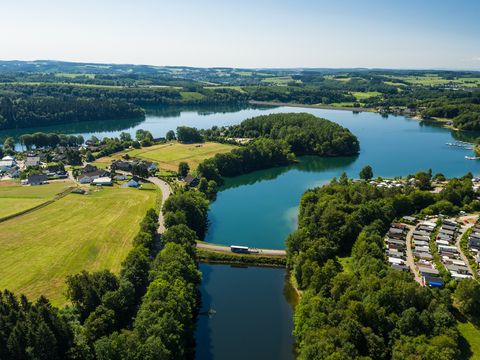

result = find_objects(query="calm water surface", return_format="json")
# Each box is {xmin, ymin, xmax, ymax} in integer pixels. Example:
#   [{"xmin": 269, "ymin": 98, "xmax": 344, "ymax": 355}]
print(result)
[
  {"xmin": 205, "ymin": 109, "xmax": 480, "ymax": 249},
  {"xmin": 195, "ymin": 264, "xmax": 296, "ymax": 360}
]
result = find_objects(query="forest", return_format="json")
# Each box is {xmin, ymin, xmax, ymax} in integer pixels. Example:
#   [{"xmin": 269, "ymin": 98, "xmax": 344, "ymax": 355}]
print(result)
[{"xmin": 287, "ymin": 173, "xmax": 479, "ymax": 359}]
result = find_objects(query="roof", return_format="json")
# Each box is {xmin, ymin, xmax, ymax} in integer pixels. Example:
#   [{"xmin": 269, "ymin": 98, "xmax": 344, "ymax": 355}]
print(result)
[
  {"xmin": 424, "ymin": 275, "xmax": 444, "ymax": 287},
  {"xmin": 92, "ymin": 177, "xmax": 112, "ymax": 184},
  {"xmin": 28, "ymin": 174, "xmax": 48, "ymax": 183},
  {"xmin": 184, "ymin": 175, "xmax": 199, "ymax": 185},
  {"xmin": 25, "ymin": 156, "xmax": 41, "ymax": 167},
  {"xmin": 127, "ymin": 179, "xmax": 141, "ymax": 187},
  {"xmin": 78, "ymin": 169, "xmax": 108, "ymax": 180},
  {"xmin": 1, "ymin": 156, "xmax": 14, "ymax": 161}
]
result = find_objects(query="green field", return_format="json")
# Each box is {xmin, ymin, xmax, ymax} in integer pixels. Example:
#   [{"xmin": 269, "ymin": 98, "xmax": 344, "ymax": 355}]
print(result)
[
  {"xmin": 458, "ymin": 320, "xmax": 480, "ymax": 359},
  {"xmin": 204, "ymin": 85, "xmax": 246, "ymax": 92},
  {"xmin": 180, "ymin": 91, "xmax": 206, "ymax": 100},
  {"xmin": 0, "ymin": 181, "xmax": 74, "ymax": 219},
  {"xmin": 261, "ymin": 76, "xmax": 299, "ymax": 85},
  {"xmin": 127, "ymin": 141, "xmax": 237, "ymax": 171},
  {"xmin": 351, "ymin": 91, "xmax": 382, "ymax": 101},
  {"xmin": 0, "ymin": 186, "xmax": 158, "ymax": 305}
]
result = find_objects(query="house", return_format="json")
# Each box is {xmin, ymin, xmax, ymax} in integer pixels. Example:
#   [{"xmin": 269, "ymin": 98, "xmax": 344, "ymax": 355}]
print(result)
[
  {"xmin": 27, "ymin": 174, "xmax": 48, "ymax": 186},
  {"xmin": 82, "ymin": 164, "xmax": 98, "ymax": 174},
  {"xmin": 92, "ymin": 177, "xmax": 113, "ymax": 186},
  {"xmin": 423, "ymin": 275, "xmax": 444, "ymax": 288},
  {"xmin": 184, "ymin": 175, "xmax": 199, "ymax": 187},
  {"xmin": 126, "ymin": 179, "xmax": 141, "ymax": 188},
  {"xmin": 6, "ymin": 167, "xmax": 20, "ymax": 178},
  {"xmin": 112, "ymin": 160, "xmax": 133, "ymax": 172},
  {"xmin": 144, "ymin": 161, "xmax": 157, "ymax": 172},
  {"xmin": 0, "ymin": 156, "xmax": 16, "ymax": 171},
  {"xmin": 468, "ymin": 237, "xmax": 480, "ymax": 250},
  {"xmin": 25, "ymin": 156, "xmax": 41, "ymax": 167},
  {"xmin": 78, "ymin": 169, "xmax": 109, "ymax": 184}
]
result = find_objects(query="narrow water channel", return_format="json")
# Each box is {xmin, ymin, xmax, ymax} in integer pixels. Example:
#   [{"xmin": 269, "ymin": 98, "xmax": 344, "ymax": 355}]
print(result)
[{"xmin": 195, "ymin": 264, "xmax": 296, "ymax": 360}]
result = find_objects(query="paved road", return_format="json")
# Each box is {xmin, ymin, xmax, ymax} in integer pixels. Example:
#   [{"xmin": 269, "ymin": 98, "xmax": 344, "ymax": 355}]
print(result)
[
  {"xmin": 405, "ymin": 224, "xmax": 423, "ymax": 285},
  {"xmin": 147, "ymin": 176, "xmax": 172, "ymax": 234},
  {"xmin": 196, "ymin": 242, "xmax": 286, "ymax": 256},
  {"xmin": 455, "ymin": 215, "xmax": 478, "ymax": 276}
]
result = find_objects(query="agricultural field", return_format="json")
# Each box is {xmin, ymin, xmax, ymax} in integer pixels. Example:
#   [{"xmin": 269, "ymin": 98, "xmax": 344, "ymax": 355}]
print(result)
[
  {"xmin": 204, "ymin": 85, "xmax": 246, "ymax": 92},
  {"xmin": 0, "ymin": 180, "xmax": 74, "ymax": 219},
  {"xmin": 180, "ymin": 91, "xmax": 206, "ymax": 100},
  {"xmin": 351, "ymin": 91, "xmax": 382, "ymax": 101},
  {"xmin": 261, "ymin": 76, "xmax": 299, "ymax": 85},
  {"xmin": 0, "ymin": 186, "xmax": 158, "ymax": 305},
  {"xmin": 387, "ymin": 74, "xmax": 480, "ymax": 87},
  {"xmin": 127, "ymin": 141, "xmax": 237, "ymax": 171}
]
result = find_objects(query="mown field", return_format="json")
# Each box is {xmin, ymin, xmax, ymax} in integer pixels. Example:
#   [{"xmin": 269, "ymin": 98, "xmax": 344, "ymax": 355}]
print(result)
[
  {"xmin": 0, "ymin": 180, "xmax": 74, "ymax": 219},
  {"xmin": 127, "ymin": 141, "xmax": 237, "ymax": 171},
  {"xmin": 0, "ymin": 186, "xmax": 158, "ymax": 305}
]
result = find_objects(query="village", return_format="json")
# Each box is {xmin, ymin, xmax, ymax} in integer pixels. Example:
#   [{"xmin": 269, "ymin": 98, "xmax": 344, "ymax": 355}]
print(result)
[{"xmin": 385, "ymin": 213, "xmax": 480, "ymax": 288}]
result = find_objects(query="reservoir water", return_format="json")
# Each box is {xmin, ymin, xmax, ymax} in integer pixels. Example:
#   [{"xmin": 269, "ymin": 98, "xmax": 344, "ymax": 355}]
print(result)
[{"xmin": 195, "ymin": 264, "xmax": 296, "ymax": 360}]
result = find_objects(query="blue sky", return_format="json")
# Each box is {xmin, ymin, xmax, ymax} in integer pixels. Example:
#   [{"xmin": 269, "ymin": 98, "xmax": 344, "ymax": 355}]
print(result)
[{"xmin": 1, "ymin": 0, "xmax": 479, "ymax": 69}]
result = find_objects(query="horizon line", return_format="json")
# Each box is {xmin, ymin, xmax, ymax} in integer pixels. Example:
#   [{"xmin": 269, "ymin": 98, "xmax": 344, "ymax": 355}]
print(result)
[{"xmin": 1, "ymin": 58, "xmax": 480, "ymax": 72}]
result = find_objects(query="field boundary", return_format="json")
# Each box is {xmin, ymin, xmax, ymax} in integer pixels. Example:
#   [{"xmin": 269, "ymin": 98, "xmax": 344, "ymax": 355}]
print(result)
[{"xmin": 0, "ymin": 186, "xmax": 76, "ymax": 223}]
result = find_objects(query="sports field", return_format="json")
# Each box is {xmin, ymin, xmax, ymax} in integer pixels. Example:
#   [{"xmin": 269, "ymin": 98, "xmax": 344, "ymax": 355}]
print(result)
[
  {"xmin": 127, "ymin": 141, "xmax": 237, "ymax": 171},
  {"xmin": 0, "ymin": 180, "xmax": 74, "ymax": 219},
  {"xmin": 0, "ymin": 186, "xmax": 158, "ymax": 305}
]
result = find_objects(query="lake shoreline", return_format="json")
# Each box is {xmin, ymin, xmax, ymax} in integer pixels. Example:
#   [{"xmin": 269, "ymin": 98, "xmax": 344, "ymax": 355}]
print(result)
[{"xmin": 249, "ymin": 100, "xmax": 374, "ymax": 113}]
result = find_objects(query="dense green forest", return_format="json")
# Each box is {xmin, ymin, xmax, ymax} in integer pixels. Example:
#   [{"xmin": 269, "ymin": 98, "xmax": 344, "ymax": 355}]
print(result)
[
  {"xmin": 196, "ymin": 113, "xmax": 359, "ymax": 182},
  {"xmin": 287, "ymin": 174, "xmax": 479, "ymax": 359}
]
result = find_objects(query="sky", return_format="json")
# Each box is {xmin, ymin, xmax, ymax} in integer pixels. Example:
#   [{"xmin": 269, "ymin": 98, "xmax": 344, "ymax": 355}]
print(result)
[{"xmin": 1, "ymin": 0, "xmax": 480, "ymax": 69}]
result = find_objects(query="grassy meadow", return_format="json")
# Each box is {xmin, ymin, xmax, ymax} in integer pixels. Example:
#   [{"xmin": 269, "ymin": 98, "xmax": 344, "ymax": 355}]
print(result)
[
  {"xmin": 0, "ymin": 186, "xmax": 158, "ymax": 305},
  {"xmin": 0, "ymin": 180, "xmax": 74, "ymax": 219},
  {"xmin": 127, "ymin": 141, "xmax": 237, "ymax": 171}
]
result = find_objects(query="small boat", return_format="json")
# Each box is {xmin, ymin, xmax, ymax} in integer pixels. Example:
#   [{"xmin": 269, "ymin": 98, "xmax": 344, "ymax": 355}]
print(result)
[{"xmin": 465, "ymin": 156, "xmax": 479, "ymax": 160}]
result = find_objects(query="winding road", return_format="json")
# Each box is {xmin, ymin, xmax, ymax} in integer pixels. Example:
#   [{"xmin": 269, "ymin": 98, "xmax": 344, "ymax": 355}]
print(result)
[
  {"xmin": 405, "ymin": 224, "xmax": 423, "ymax": 285},
  {"xmin": 147, "ymin": 176, "xmax": 172, "ymax": 234}
]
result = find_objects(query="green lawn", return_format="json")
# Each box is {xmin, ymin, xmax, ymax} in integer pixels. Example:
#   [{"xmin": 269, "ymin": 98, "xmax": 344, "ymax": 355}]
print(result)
[
  {"xmin": 458, "ymin": 320, "xmax": 480, "ymax": 359},
  {"xmin": 180, "ymin": 91, "xmax": 206, "ymax": 100},
  {"xmin": 0, "ymin": 181, "xmax": 74, "ymax": 219},
  {"xmin": 261, "ymin": 76, "xmax": 299, "ymax": 85},
  {"xmin": 351, "ymin": 91, "xmax": 382, "ymax": 101},
  {"xmin": 127, "ymin": 141, "xmax": 237, "ymax": 171},
  {"xmin": 0, "ymin": 186, "xmax": 158, "ymax": 305}
]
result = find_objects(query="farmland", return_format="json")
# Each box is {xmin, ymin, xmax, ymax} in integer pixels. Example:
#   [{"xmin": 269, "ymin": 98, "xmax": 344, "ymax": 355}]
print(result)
[
  {"xmin": 0, "ymin": 180, "xmax": 74, "ymax": 219},
  {"xmin": 0, "ymin": 186, "xmax": 158, "ymax": 305},
  {"xmin": 127, "ymin": 141, "xmax": 237, "ymax": 171}
]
